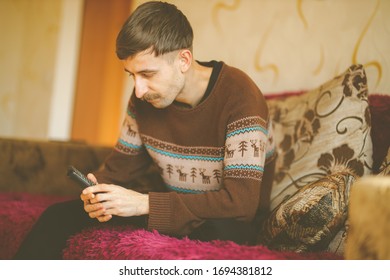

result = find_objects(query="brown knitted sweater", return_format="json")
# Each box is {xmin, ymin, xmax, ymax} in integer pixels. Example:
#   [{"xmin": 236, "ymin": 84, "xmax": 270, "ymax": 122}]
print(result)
[{"xmin": 94, "ymin": 62, "xmax": 276, "ymax": 236}]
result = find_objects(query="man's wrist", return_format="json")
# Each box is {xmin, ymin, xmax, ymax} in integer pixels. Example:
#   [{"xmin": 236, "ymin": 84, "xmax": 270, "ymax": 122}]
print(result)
[{"xmin": 139, "ymin": 194, "xmax": 149, "ymax": 215}]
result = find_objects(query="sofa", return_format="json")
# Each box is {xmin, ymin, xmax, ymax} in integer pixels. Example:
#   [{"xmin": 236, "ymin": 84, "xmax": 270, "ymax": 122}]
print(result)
[{"xmin": 1, "ymin": 64, "xmax": 389, "ymax": 260}]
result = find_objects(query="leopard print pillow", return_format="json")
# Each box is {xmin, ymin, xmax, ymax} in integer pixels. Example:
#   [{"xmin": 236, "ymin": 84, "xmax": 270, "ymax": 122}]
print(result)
[{"xmin": 258, "ymin": 172, "xmax": 356, "ymax": 252}]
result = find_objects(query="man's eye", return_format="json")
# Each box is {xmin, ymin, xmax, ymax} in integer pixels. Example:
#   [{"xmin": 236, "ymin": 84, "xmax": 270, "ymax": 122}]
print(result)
[{"xmin": 142, "ymin": 73, "xmax": 154, "ymax": 78}]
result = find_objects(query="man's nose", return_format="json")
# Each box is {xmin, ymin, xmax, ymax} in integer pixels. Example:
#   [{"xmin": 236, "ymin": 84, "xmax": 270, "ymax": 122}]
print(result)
[{"xmin": 134, "ymin": 77, "xmax": 148, "ymax": 99}]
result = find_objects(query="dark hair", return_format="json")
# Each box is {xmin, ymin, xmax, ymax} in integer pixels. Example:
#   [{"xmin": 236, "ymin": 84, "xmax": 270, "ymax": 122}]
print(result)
[{"xmin": 116, "ymin": 1, "xmax": 193, "ymax": 59}]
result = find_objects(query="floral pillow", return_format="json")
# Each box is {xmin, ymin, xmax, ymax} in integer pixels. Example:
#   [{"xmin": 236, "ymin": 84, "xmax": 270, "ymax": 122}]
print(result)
[
  {"xmin": 267, "ymin": 64, "xmax": 373, "ymax": 210},
  {"xmin": 258, "ymin": 172, "xmax": 356, "ymax": 252}
]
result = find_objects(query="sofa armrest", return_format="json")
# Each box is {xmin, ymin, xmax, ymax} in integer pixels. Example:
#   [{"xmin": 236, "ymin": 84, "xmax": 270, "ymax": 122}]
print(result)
[
  {"xmin": 0, "ymin": 137, "xmax": 111, "ymax": 196},
  {"xmin": 345, "ymin": 175, "xmax": 390, "ymax": 259}
]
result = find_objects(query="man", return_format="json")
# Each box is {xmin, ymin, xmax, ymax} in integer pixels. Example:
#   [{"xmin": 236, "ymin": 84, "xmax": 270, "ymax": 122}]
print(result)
[{"xmin": 15, "ymin": 1, "xmax": 275, "ymax": 259}]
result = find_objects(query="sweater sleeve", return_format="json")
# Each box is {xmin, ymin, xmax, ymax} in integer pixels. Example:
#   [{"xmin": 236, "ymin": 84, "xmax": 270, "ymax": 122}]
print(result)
[
  {"xmin": 148, "ymin": 80, "xmax": 276, "ymax": 236},
  {"xmin": 93, "ymin": 97, "xmax": 153, "ymax": 187}
]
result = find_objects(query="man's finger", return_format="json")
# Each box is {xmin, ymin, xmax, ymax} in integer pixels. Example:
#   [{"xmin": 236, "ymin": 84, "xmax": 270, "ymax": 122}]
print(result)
[
  {"xmin": 97, "ymin": 214, "xmax": 112, "ymax": 223},
  {"xmin": 82, "ymin": 184, "xmax": 109, "ymax": 195}
]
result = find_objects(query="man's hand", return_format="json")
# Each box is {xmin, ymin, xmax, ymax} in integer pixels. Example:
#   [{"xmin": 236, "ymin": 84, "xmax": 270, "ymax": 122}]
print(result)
[{"xmin": 80, "ymin": 174, "xmax": 149, "ymax": 223}]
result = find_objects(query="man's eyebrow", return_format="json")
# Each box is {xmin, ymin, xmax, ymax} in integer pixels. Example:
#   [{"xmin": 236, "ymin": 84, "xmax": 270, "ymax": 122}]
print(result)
[{"xmin": 124, "ymin": 68, "xmax": 157, "ymax": 75}]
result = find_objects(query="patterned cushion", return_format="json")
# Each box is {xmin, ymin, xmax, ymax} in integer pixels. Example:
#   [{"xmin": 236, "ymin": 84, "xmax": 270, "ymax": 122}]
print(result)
[
  {"xmin": 326, "ymin": 222, "xmax": 348, "ymax": 255},
  {"xmin": 267, "ymin": 64, "xmax": 373, "ymax": 210},
  {"xmin": 378, "ymin": 147, "xmax": 390, "ymax": 176},
  {"xmin": 258, "ymin": 172, "xmax": 356, "ymax": 252}
]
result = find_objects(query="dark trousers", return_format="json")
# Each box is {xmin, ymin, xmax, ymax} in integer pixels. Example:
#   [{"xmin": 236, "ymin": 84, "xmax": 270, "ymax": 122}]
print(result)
[{"xmin": 14, "ymin": 199, "xmax": 257, "ymax": 259}]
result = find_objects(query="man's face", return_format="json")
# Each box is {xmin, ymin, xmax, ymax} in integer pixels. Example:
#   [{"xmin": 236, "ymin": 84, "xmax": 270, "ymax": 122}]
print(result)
[{"xmin": 123, "ymin": 50, "xmax": 185, "ymax": 109}]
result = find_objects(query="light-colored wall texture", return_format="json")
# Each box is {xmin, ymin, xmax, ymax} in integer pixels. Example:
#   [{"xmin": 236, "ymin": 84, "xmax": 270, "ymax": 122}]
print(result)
[
  {"xmin": 1, "ymin": 0, "xmax": 389, "ymax": 142},
  {"xmin": 0, "ymin": 0, "xmax": 61, "ymax": 139},
  {"xmin": 134, "ymin": 0, "xmax": 388, "ymax": 94},
  {"xmin": 0, "ymin": 0, "xmax": 83, "ymax": 141}
]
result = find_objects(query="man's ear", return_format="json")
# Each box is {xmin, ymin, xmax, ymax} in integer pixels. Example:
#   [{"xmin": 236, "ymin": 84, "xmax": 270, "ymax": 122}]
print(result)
[{"xmin": 178, "ymin": 49, "xmax": 192, "ymax": 72}]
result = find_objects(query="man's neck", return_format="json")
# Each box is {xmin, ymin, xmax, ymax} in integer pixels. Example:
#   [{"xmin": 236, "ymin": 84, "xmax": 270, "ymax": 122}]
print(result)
[{"xmin": 175, "ymin": 61, "xmax": 213, "ymax": 108}]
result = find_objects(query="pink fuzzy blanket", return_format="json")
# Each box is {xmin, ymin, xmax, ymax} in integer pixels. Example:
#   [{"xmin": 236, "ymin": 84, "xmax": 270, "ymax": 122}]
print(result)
[{"xmin": 0, "ymin": 192, "xmax": 341, "ymax": 260}]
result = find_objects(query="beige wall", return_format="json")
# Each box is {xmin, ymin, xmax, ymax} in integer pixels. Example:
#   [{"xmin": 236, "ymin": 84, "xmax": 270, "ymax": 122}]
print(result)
[
  {"xmin": 0, "ymin": 0, "xmax": 61, "ymax": 139},
  {"xmin": 133, "ymin": 0, "xmax": 390, "ymax": 95},
  {"xmin": 0, "ymin": 0, "xmax": 83, "ymax": 141}
]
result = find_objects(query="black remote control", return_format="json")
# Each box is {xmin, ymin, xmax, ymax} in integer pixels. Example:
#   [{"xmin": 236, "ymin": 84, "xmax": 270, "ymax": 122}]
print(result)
[{"xmin": 67, "ymin": 165, "xmax": 95, "ymax": 187}]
